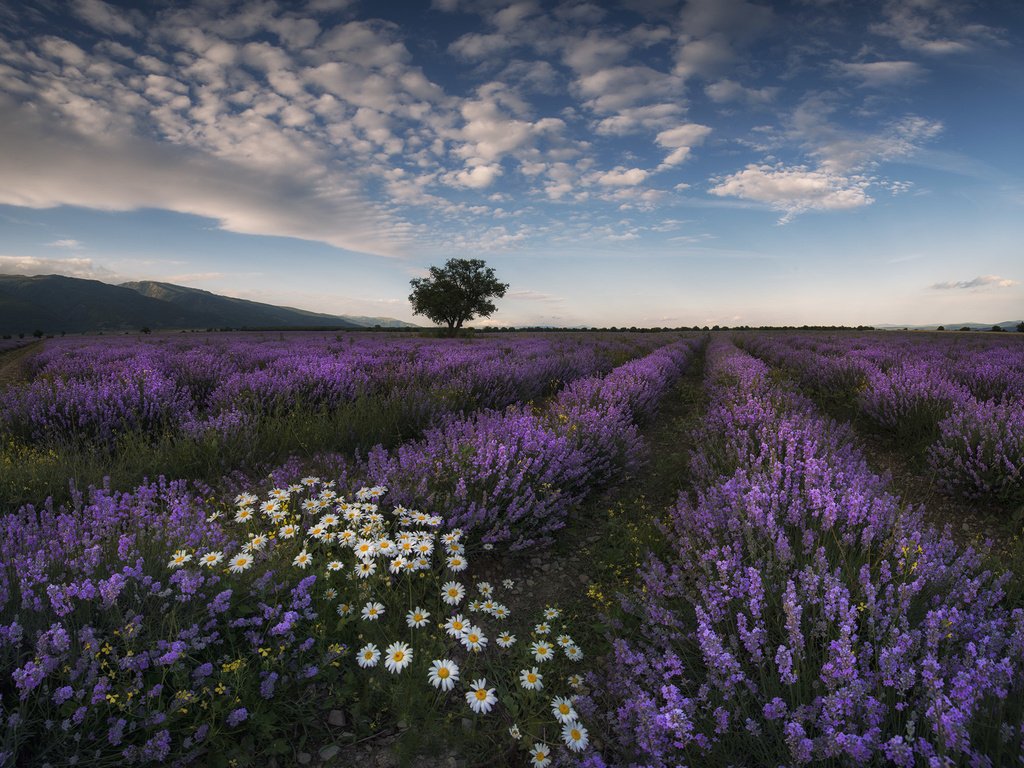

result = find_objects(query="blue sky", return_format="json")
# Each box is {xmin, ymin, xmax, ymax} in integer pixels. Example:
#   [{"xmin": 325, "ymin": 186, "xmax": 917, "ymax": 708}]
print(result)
[{"xmin": 0, "ymin": 0, "xmax": 1021, "ymax": 327}]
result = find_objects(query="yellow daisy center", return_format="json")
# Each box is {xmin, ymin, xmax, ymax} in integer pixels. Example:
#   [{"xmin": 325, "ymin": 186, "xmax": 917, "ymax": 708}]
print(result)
[
  {"xmin": 475, "ymin": 689, "xmax": 488, "ymax": 700},
  {"xmin": 571, "ymin": 729, "xmax": 581, "ymax": 741},
  {"xmin": 559, "ymin": 704, "xmax": 570, "ymax": 715},
  {"xmin": 438, "ymin": 668, "xmax": 450, "ymax": 678},
  {"xmin": 393, "ymin": 651, "xmax": 404, "ymax": 662}
]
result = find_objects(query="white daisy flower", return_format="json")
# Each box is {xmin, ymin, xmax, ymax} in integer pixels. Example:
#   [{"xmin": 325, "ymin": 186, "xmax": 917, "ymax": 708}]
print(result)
[
  {"xmin": 528, "ymin": 743, "xmax": 551, "ymax": 767},
  {"xmin": 534, "ymin": 622, "xmax": 551, "ymax": 635},
  {"xmin": 427, "ymin": 659, "xmax": 459, "ymax": 692},
  {"xmin": 384, "ymin": 641, "xmax": 413, "ymax": 674},
  {"xmin": 531, "ymin": 641, "xmax": 555, "ymax": 663},
  {"xmin": 327, "ymin": 560, "xmax": 344, "ymax": 572},
  {"xmin": 168, "ymin": 550, "xmax": 192, "ymax": 568},
  {"xmin": 544, "ymin": 607, "xmax": 561, "ymax": 620},
  {"xmin": 361, "ymin": 602, "xmax": 385, "ymax": 621},
  {"xmin": 496, "ymin": 632, "xmax": 516, "ymax": 648},
  {"xmin": 234, "ymin": 507, "xmax": 254, "ymax": 524},
  {"xmin": 199, "ymin": 551, "xmax": 224, "ymax": 568},
  {"xmin": 519, "ymin": 667, "xmax": 543, "ymax": 691},
  {"xmin": 228, "ymin": 553, "xmax": 253, "ymax": 573},
  {"xmin": 245, "ymin": 534, "xmax": 268, "ymax": 552},
  {"xmin": 551, "ymin": 696, "xmax": 576, "ymax": 724},
  {"xmin": 446, "ymin": 554, "xmax": 468, "ymax": 572},
  {"xmin": 460, "ymin": 626, "xmax": 488, "ymax": 653},
  {"xmin": 556, "ymin": 634, "xmax": 573, "ymax": 648},
  {"xmin": 388, "ymin": 556, "xmax": 407, "ymax": 574},
  {"xmin": 444, "ymin": 614, "xmax": 469, "ymax": 638},
  {"xmin": 567, "ymin": 674, "xmax": 584, "ymax": 690},
  {"xmin": 441, "ymin": 581, "xmax": 466, "ymax": 605},
  {"xmin": 356, "ymin": 643, "xmax": 380, "ymax": 668},
  {"xmin": 477, "ymin": 581, "xmax": 494, "ymax": 597},
  {"xmin": 564, "ymin": 645, "xmax": 584, "ymax": 662},
  {"xmin": 509, "ymin": 724, "xmax": 522, "ymax": 740},
  {"xmin": 465, "ymin": 679, "xmax": 497, "ymax": 715},
  {"xmin": 489, "ymin": 604, "xmax": 510, "ymax": 620},
  {"xmin": 337, "ymin": 602, "xmax": 354, "ymax": 617},
  {"xmin": 323, "ymin": 588, "xmax": 338, "ymax": 601},
  {"xmin": 354, "ymin": 559, "xmax": 376, "ymax": 579},
  {"xmin": 235, "ymin": 492, "xmax": 258, "ymax": 507},
  {"xmin": 292, "ymin": 550, "xmax": 312, "ymax": 569},
  {"xmin": 279, "ymin": 524, "xmax": 299, "ymax": 539},
  {"xmin": 353, "ymin": 539, "xmax": 376, "ymax": 558},
  {"xmin": 502, "ymin": 579, "xmax": 515, "ymax": 590},
  {"xmin": 406, "ymin": 607, "xmax": 430, "ymax": 628},
  {"xmin": 562, "ymin": 722, "xmax": 588, "ymax": 752}
]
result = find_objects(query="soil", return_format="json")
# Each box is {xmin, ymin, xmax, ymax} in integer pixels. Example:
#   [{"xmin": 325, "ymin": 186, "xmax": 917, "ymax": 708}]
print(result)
[{"xmin": 0, "ymin": 340, "xmax": 42, "ymax": 388}]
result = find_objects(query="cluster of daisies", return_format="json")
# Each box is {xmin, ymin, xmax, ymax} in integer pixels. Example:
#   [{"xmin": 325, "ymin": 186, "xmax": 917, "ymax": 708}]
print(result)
[{"xmin": 165, "ymin": 479, "xmax": 590, "ymax": 758}]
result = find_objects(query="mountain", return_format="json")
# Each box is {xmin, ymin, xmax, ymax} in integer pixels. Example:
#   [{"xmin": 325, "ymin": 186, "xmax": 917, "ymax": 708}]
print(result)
[
  {"xmin": 875, "ymin": 321, "xmax": 1023, "ymax": 331},
  {"xmin": 0, "ymin": 275, "xmax": 416, "ymax": 334}
]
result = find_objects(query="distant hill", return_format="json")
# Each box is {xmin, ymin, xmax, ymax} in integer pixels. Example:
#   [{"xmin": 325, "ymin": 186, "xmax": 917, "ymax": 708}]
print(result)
[
  {"xmin": 875, "ymin": 321, "xmax": 1023, "ymax": 331},
  {"xmin": 0, "ymin": 275, "xmax": 417, "ymax": 334}
]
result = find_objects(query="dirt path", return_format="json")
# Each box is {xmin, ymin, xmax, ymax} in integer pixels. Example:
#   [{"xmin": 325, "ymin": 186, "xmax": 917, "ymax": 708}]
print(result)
[{"xmin": 0, "ymin": 340, "xmax": 42, "ymax": 388}]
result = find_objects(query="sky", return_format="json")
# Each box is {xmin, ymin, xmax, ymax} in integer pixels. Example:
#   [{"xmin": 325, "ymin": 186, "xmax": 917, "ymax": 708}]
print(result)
[{"xmin": 0, "ymin": 0, "xmax": 1022, "ymax": 328}]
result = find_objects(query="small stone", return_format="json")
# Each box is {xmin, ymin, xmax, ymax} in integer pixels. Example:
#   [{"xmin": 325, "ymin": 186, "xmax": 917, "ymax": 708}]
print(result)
[
  {"xmin": 328, "ymin": 710, "xmax": 346, "ymax": 727},
  {"xmin": 396, "ymin": 719, "xmax": 408, "ymax": 730},
  {"xmin": 461, "ymin": 717, "xmax": 474, "ymax": 733},
  {"xmin": 319, "ymin": 744, "xmax": 341, "ymax": 762},
  {"xmin": 297, "ymin": 752, "xmax": 312, "ymax": 765},
  {"xmin": 578, "ymin": 573, "xmax": 589, "ymax": 585}
]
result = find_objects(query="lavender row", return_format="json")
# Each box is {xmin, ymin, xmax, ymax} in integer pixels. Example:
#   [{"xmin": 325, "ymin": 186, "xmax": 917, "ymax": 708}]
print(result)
[
  {"xmin": 741, "ymin": 333, "xmax": 1024, "ymax": 502},
  {"xmin": 365, "ymin": 338, "xmax": 703, "ymax": 550},
  {"xmin": 0, "ymin": 332, "xmax": 671, "ymax": 449},
  {"xmin": 584, "ymin": 338, "xmax": 1024, "ymax": 767}
]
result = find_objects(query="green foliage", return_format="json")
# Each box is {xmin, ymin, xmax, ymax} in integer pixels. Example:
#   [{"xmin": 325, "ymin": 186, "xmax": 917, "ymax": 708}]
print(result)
[{"xmin": 408, "ymin": 259, "xmax": 509, "ymax": 334}]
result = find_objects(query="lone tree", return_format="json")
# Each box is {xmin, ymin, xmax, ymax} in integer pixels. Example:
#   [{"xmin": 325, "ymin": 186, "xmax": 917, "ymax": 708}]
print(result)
[{"xmin": 409, "ymin": 258, "xmax": 508, "ymax": 335}]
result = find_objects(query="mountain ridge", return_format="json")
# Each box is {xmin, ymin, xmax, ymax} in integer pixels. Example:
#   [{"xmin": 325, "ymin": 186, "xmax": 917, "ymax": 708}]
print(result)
[{"xmin": 0, "ymin": 274, "xmax": 417, "ymax": 334}]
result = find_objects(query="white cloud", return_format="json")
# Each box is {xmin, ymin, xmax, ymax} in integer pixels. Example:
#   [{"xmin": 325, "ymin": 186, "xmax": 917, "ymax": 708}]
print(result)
[
  {"xmin": 930, "ymin": 275, "xmax": 1019, "ymax": 290},
  {"xmin": 593, "ymin": 167, "xmax": 649, "ymax": 186},
  {"xmin": 47, "ymin": 239, "xmax": 83, "ymax": 249},
  {"xmin": 448, "ymin": 164, "xmax": 503, "ymax": 189},
  {"xmin": 71, "ymin": 0, "xmax": 139, "ymax": 37},
  {"xmin": 704, "ymin": 78, "xmax": 778, "ymax": 104},
  {"xmin": 0, "ymin": 255, "xmax": 118, "ymax": 280},
  {"xmin": 870, "ymin": 0, "xmax": 1005, "ymax": 55},
  {"xmin": 838, "ymin": 60, "xmax": 925, "ymax": 87},
  {"xmin": 655, "ymin": 123, "xmax": 711, "ymax": 167},
  {"xmin": 709, "ymin": 163, "xmax": 872, "ymax": 222}
]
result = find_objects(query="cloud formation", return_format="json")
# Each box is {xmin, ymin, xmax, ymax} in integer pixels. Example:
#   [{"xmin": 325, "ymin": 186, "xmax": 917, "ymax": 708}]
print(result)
[
  {"xmin": 930, "ymin": 275, "xmax": 1019, "ymax": 290},
  {"xmin": 709, "ymin": 164, "xmax": 872, "ymax": 223}
]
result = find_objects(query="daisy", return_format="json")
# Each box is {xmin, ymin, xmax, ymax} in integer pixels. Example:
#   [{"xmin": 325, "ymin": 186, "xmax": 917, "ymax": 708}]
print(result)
[
  {"xmin": 509, "ymin": 724, "xmax": 522, "ymax": 740},
  {"xmin": 496, "ymin": 632, "xmax": 516, "ymax": 648},
  {"xmin": 354, "ymin": 559, "xmax": 376, "ymax": 579},
  {"xmin": 260, "ymin": 500, "xmax": 280, "ymax": 515},
  {"xmin": 556, "ymin": 634, "xmax": 573, "ymax": 648},
  {"xmin": 468, "ymin": 599, "xmax": 482, "ymax": 613},
  {"xmin": 376, "ymin": 538, "xmax": 396, "ymax": 556},
  {"xmin": 228, "ymin": 553, "xmax": 253, "ymax": 573},
  {"xmin": 440, "ymin": 531, "xmax": 461, "ymax": 547},
  {"xmin": 323, "ymin": 588, "xmax": 338, "ymax": 601},
  {"xmin": 199, "ymin": 551, "xmax": 224, "ymax": 568},
  {"xmin": 168, "ymin": 550, "xmax": 192, "ymax": 568},
  {"xmin": 384, "ymin": 641, "xmax": 413, "ymax": 674},
  {"xmin": 292, "ymin": 550, "xmax": 312, "ymax": 569},
  {"xmin": 245, "ymin": 534, "xmax": 268, "ymax": 552},
  {"xmin": 528, "ymin": 744, "xmax": 551, "ymax": 768},
  {"xmin": 268, "ymin": 488, "xmax": 289, "ymax": 501},
  {"xmin": 235, "ymin": 492, "xmax": 258, "ymax": 507},
  {"xmin": 460, "ymin": 626, "xmax": 487, "ymax": 653},
  {"xmin": 307, "ymin": 524, "xmax": 328, "ymax": 541},
  {"xmin": 388, "ymin": 556, "xmax": 407, "ymax": 574},
  {"xmin": 353, "ymin": 539, "xmax": 376, "ymax": 558},
  {"xmin": 444, "ymin": 614, "xmax": 469, "ymax": 638},
  {"xmin": 489, "ymin": 604, "xmax": 510, "ymax": 620},
  {"xmin": 534, "ymin": 622, "xmax": 551, "ymax": 634},
  {"xmin": 544, "ymin": 607, "xmax": 562, "ymax": 620},
  {"xmin": 269, "ymin": 510, "xmax": 287, "ymax": 524},
  {"xmin": 531, "ymin": 641, "xmax": 555, "ymax": 663},
  {"xmin": 427, "ymin": 659, "xmax": 459, "ymax": 692},
  {"xmin": 519, "ymin": 667, "xmax": 543, "ymax": 691},
  {"xmin": 477, "ymin": 581, "xmax": 494, "ymax": 597},
  {"xmin": 361, "ymin": 602, "xmax": 385, "ymax": 621},
  {"xmin": 406, "ymin": 607, "xmax": 430, "ymax": 628},
  {"xmin": 319, "ymin": 513, "xmax": 339, "ymax": 527},
  {"xmin": 564, "ymin": 645, "xmax": 584, "ymax": 662},
  {"xmin": 343, "ymin": 508, "xmax": 362, "ymax": 523},
  {"xmin": 234, "ymin": 507, "xmax": 254, "ymax": 524},
  {"xmin": 327, "ymin": 560, "xmax": 344, "ymax": 572},
  {"xmin": 441, "ymin": 581, "xmax": 466, "ymax": 605},
  {"xmin": 301, "ymin": 499, "xmax": 318, "ymax": 513},
  {"xmin": 551, "ymin": 696, "xmax": 576, "ymax": 724},
  {"xmin": 567, "ymin": 674, "xmax": 584, "ymax": 690},
  {"xmin": 446, "ymin": 554, "xmax": 468, "ymax": 572},
  {"xmin": 300, "ymin": 476, "xmax": 319, "ymax": 487},
  {"xmin": 337, "ymin": 529, "xmax": 356, "ymax": 546},
  {"xmin": 336, "ymin": 602, "xmax": 354, "ymax": 617},
  {"xmin": 279, "ymin": 524, "xmax": 299, "ymax": 539},
  {"xmin": 562, "ymin": 722, "xmax": 589, "ymax": 752},
  {"xmin": 465, "ymin": 679, "xmax": 497, "ymax": 715},
  {"xmin": 502, "ymin": 579, "xmax": 515, "ymax": 590},
  {"xmin": 356, "ymin": 644, "xmax": 380, "ymax": 668}
]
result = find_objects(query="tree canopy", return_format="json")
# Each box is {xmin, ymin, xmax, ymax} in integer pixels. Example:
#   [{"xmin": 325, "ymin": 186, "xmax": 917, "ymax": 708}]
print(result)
[{"xmin": 408, "ymin": 258, "xmax": 509, "ymax": 333}]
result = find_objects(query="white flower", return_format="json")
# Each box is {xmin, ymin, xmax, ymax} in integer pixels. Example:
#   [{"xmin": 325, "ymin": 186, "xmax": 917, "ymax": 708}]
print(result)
[
  {"xmin": 279, "ymin": 524, "xmax": 299, "ymax": 539},
  {"xmin": 531, "ymin": 641, "xmax": 555, "ymax": 662},
  {"xmin": 353, "ymin": 539, "xmax": 376, "ymax": 558},
  {"xmin": 509, "ymin": 724, "xmax": 522, "ymax": 740},
  {"xmin": 544, "ymin": 607, "xmax": 561, "ymax": 620},
  {"xmin": 444, "ymin": 614, "xmax": 469, "ymax": 638},
  {"xmin": 354, "ymin": 559, "xmax": 376, "ymax": 579},
  {"xmin": 551, "ymin": 696, "xmax": 577, "ymax": 724},
  {"xmin": 502, "ymin": 578, "xmax": 515, "ymax": 590},
  {"xmin": 356, "ymin": 644, "xmax": 380, "ymax": 668},
  {"xmin": 337, "ymin": 602, "xmax": 354, "ymax": 617},
  {"xmin": 245, "ymin": 534, "xmax": 268, "ymax": 552},
  {"xmin": 168, "ymin": 550, "xmax": 192, "ymax": 568},
  {"xmin": 235, "ymin": 492, "xmax": 257, "ymax": 507},
  {"xmin": 460, "ymin": 626, "xmax": 488, "ymax": 653},
  {"xmin": 477, "ymin": 581, "xmax": 493, "ymax": 597},
  {"xmin": 556, "ymin": 634, "xmax": 573, "ymax": 648},
  {"xmin": 388, "ymin": 556, "xmax": 407, "ymax": 574},
  {"xmin": 361, "ymin": 602, "xmax": 385, "ymax": 621},
  {"xmin": 567, "ymin": 674, "xmax": 584, "ymax": 690},
  {"xmin": 441, "ymin": 581, "xmax": 465, "ymax": 605},
  {"xmin": 446, "ymin": 554, "xmax": 468, "ymax": 572},
  {"xmin": 384, "ymin": 641, "xmax": 413, "ymax": 674},
  {"xmin": 562, "ymin": 721, "xmax": 589, "ymax": 752},
  {"xmin": 489, "ymin": 604, "xmax": 510, "ymax": 620},
  {"xmin": 327, "ymin": 560, "xmax": 343, "ymax": 572},
  {"xmin": 228, "ymin": 553, "xmax": 253, "ymax": 573},
  {"xmin": 323, "ymin": 588, "xmax": 337, "ymax": 601},
  {"xmin": 496, "ymin": 632, "xmax": 516, "ymax": 648},
  {"xmin": 528, "ymin": 743, "xmax": 551, "ymax": 768},
  {"xmin": 234, "ymin": 507, "xmax": 254, "ymax": 523},
  {"xmin": 519, "ymin": 667, "xmax": 543, "ymax": 691},
  {"xmin": 465, "ymin": 679, "xmax": 497, "ymax": 714},
  {"xmin": 534, "ymin": 622, "xmax": 551, "ymax": 634},
  {"xmin": 564, "ymin": 644, "xmax": 584, "ymax": 662},
  {"xmin": 427, "ymin": 659, "xmax": 459, "ymax": 692},
  {"xmin": 199, "ymin": 551, "xmax": 224, "ymax": 568},
  {"xmin": 292, "ymin": 550, "xmax": 312, "ymax": 569},
  {"xmin": 406, "ymin": 607, "xmax": 430, "ymax": 628}
]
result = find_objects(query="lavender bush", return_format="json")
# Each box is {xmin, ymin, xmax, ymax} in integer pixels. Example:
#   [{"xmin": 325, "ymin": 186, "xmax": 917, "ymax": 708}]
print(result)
[{"xmin": 585, "ymin": 339, "xmax": 1024, "ymax": 767}]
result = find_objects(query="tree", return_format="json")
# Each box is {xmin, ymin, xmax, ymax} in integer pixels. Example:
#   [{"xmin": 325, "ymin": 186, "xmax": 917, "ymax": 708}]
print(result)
[
  {"xmin": 1017, "ymin": 322, "xmax": 1024, "ymax": 333},
  {"xmin": 409, "ymin": 258, "xmax": 508, "ymax": 335}
]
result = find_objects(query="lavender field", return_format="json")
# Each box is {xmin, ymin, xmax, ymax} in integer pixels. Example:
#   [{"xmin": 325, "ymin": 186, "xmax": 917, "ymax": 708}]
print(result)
[{"xmin": 1, "ymin": 330, "xmax": 1023, "ymax": 767}]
